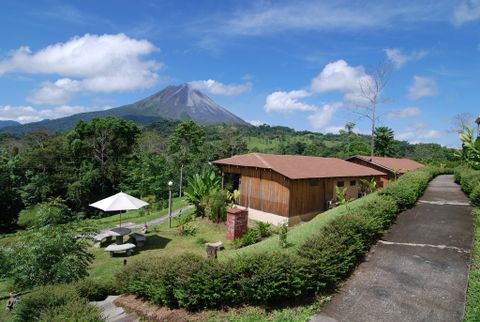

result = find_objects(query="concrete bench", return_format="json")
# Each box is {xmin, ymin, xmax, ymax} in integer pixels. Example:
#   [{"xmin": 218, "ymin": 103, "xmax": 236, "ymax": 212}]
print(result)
[
  {"xmin": 93, "ymin": 232, "xmax": 115, "ymax": 248},
  {"xmin": 105, "ymin": 243, "xmax": 136, "ymax": 257},
  {"xmin": 129, "ymin": 233, "xmax": 146, "ymax": 247},
  {"xmin": 205, "ymin": 241, "xmax": 224, "ymax": 259}
]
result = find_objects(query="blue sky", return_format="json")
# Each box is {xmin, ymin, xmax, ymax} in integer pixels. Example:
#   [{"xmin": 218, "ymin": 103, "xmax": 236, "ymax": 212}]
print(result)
[{"xmin": 0, "ymin": 0, "xmax": 479, "ymax": 147}]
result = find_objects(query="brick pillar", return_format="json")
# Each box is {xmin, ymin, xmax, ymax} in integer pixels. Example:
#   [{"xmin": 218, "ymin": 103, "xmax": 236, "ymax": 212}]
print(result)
[{"xmin": 226, "ymin": 208, "xmax": 248, "ymax": 240}]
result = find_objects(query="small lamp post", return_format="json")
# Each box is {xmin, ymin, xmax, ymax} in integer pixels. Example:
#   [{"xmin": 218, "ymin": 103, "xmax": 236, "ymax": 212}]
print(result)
[
  {"xmin": 168, "ymin": 180, "xmax": 173, "ymax": 228},
  {"xmin": 476, "ymin": 116, "xmax": 480, "ymax": 135}
]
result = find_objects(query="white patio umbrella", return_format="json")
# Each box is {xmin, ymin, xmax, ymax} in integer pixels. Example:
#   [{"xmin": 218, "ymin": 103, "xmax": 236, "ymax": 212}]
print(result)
[{"xmin": 89, "ymin": 192, "xmax": 149, "ymax": 228}]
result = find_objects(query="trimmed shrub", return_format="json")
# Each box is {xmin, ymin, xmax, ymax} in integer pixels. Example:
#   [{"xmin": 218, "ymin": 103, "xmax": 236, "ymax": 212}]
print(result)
[
  {"xmin": 13, "ymin": 284, "xmax": 78, "ymax": 322},
  {"xmin": 38, "ymin": 299, "xmax": 105, "ymax": 322},
  {"xmin": 75, "ymin": 278, "xmax": 119, "ymax": 301},
  {"xmin": 379, "ymin": 168, "xmax": 433, "ymax": 210},
  {"xmin": 173, "ymin": 259, "xmax": 237, "ymax": 310},
  {"xmin": 117, "ymin": 253, "xmax": 204, "ymax": 307},
  {"xmin": 470, "ymin": 185, "xmax": 480, "ymax": 206},
  {"xmin": 298, "ymin": 214, "xmax": 375, "ymax": 288},
  {"xmin": 356, "ymin": 194, "xmax": 399, "ymax": 231},
  {"xmin": 235, "ymin": 252, "xmax": 313, "ymax": 304}
]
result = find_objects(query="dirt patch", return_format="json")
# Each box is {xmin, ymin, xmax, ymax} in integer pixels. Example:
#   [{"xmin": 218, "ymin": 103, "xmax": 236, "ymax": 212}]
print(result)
[{"xmin": 114, "ymin": 295, "xmax": 210, "ymax": 322}]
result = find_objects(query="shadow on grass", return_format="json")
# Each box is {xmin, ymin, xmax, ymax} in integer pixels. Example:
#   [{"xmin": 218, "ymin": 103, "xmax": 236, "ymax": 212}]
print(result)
[{"xmin": 140, "ymin": 235, "xmax": 172, "ymax": 251}]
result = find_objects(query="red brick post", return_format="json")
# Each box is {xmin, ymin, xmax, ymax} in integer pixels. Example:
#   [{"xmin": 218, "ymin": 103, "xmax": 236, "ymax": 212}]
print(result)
[{"xmin": 226, "ymin": 208, "xmax": 248, "ymax": 240}]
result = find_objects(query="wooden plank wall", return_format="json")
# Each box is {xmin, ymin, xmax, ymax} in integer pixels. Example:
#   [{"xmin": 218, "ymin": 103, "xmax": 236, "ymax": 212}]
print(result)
[
  {"xmin": 220, "ymin": 165, "xmax": 291, "ymax": 217},
  {"xmin": 289, "ymin": 179, "xmax": 326, "ymax": 216}
]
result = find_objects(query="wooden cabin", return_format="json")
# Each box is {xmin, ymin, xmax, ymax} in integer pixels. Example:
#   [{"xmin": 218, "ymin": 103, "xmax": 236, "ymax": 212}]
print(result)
[
  {"xmin": 213, "ymin": 153, "xmax": 385, "ymax": 226},
  {"xmin": 346, "ymin": 155, "xmax": 423, "ymax": 188}
]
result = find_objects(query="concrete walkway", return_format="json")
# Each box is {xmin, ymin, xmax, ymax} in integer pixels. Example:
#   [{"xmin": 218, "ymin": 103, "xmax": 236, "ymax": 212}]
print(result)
[
  {"xmin": 105, "ymin": 205, "xmax": 194, "ymax": 231},
  {"xmin": 311, "ymin": 175, "xmax": 474, "ymax": 322},
  {"xmin": 92, "ymin": 296, "xmax": 138, "ymax": 322}
]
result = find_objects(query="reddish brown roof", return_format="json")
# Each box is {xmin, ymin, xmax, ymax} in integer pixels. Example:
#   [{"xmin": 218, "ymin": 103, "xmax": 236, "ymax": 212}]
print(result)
[
  {"xmin": 347, "ymin": 155, "xmax": 423, "ymax": 174},
  {"xmin": 213, "ymin": 153, "xmax": 385, "ymax": 180}
]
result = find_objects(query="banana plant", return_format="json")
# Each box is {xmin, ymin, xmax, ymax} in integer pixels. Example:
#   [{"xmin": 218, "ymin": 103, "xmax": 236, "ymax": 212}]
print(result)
[{"xmin": 183, "ymin": 171, "xmax": 220, "ymax": 216}]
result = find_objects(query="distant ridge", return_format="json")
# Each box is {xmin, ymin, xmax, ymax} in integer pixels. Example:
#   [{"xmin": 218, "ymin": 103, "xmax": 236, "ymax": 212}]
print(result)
[
  {"xmin": 1, "ymin": 84, "xmax": 248, "ymax": 134},
  {"xmin": 0, "ymin": 120, "xmax": 20, "ymax": 129}
]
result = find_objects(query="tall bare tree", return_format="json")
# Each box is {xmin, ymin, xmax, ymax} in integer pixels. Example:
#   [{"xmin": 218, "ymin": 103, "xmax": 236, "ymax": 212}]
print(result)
[
  {"xmin": 355, "ymin": 62, "xmax": 392, "ymax": 157},
  {"xmin": 449, "ymin": 112, "xmax": 475, "ymax": 134}
]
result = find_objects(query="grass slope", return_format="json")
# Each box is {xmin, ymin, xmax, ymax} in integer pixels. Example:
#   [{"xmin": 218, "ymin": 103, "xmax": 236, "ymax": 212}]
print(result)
[{"xmin": 464, "ymin": 207, "xmax": 480, "ymax": 321}]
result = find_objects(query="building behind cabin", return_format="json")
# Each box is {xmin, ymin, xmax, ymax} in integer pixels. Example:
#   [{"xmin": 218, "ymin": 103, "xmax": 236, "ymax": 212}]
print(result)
[{"xmin": 346, "ymin": 155, "xmax": 423, "ymax": 188}]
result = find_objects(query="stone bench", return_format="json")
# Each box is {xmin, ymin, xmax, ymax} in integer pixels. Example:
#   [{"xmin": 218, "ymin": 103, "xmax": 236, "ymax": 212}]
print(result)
[
  {"xmin": 205, "ymin": 241, "xmax": 224, "ymax": 259},
  {"xmin": 129, "ymin": 233, "xmax": 146, "ymax": 247},
  {"xmin": 105, "ymin": 243, "xmax": 136, "ymax": 257},
  {"xmin": 93, "ymin": 232, "xmax": 115, "ymax": 248}
]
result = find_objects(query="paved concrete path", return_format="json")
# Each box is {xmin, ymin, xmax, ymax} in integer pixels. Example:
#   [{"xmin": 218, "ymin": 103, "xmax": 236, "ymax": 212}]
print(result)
[
  {"xmin": 311, "ymin": 175, "xmax": 474, "ymax": 322},
  {"xmin": 104, "ymin": 205, "xmax": 194, "ymax": 231},
  {"xmin": 92, "ymin": 296, "xmax": 139, "ymax": 322}
]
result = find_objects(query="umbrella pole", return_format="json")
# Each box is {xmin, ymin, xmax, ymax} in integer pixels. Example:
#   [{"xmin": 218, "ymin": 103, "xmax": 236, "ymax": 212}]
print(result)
[{"xmin": 120, "ymin": 211, "xmax": 122, "ymax": 228}]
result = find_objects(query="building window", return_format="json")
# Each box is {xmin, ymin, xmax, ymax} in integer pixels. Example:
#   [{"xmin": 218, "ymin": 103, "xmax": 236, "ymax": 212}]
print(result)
[
  {"xmin": 350, "ymin": 180, "xmax": 356, "ymax": 186},
  {"xmin": 309, "ymin": 179, "xmax": 319, "ymax": 186},
  {"xmin": 337, "ymin": 181, "xmax": 344, "ymax": 187}
]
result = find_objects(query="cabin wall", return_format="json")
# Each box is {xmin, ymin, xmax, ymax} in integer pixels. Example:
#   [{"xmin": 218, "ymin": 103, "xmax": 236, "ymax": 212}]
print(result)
[
  {"xmin": 288, "ymin": 178, "xmax": 327, "ymax": 217},
  {"xmin": 220, "ymin": 165, "xmax": 290, "ymax": 217}
]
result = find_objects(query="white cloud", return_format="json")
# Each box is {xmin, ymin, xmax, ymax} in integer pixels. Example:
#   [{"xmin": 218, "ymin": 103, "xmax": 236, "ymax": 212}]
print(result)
[
  {"xmin": 222, "ymin": 2, "xmax": 448, "ymax": 35},
  {"xmin": 453, "ymin": 1, "xmax": 480, "ymax": 26},
  {"xmin": 189, "ymin": 79, "xmax": 251, "ymax": 96},
  {"xmin": 0, "ymin": 33, "xmax": 161, "ymax": 104},
  {"xmin": 307, "ymin": 102, "xmax": 342, "ymax": 130},
  {"xmin": 248, "ymin": 120, "xmax": 265, "ymax": 126},
  {"xmin": 310, "ymin": 60, "xmax": 372, "ymax": 104},
  {"xmin": 387, "ymin": 107, "xmax": 421, "ymax": 119},
  {"xmin": 324, "ymin": 125, "xmax": 344, "ymax": 134},
  {"xmin": 0, "ymin": 104, "xmax": 111, "ymax": 124},
  {"xmin": 396, "ymin": 124, "xmax": 444, "ymax": 143},
  {"xmin": 264, "ymin": 90, "xmax": 316, "ymax": 113},
  {"xmin": 384, "ymin": 48, "xmax": 428, "ymax": 69},
  {"xmin": 408, "ymin": 76, "xmax": 438, "ymax": 100}
]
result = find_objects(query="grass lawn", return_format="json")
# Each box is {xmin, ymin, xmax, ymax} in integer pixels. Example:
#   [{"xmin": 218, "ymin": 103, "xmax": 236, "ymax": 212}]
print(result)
[
  {"xmin": 87, "ymin": 210, "xmax": 233, "ymax": 281},
  {"xmin": 464, "ymin": 207, "xmax": 480, "ymax": 321}
]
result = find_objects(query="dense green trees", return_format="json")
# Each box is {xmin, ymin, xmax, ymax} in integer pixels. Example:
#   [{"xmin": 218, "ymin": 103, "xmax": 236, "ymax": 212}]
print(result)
[
  {"xmin": 2, "ymin": 228, "xmax": 93, "ymax": 288},
  {"xmin": 0, "ymin": 117, "xmax": 460, "ymax": 229}
]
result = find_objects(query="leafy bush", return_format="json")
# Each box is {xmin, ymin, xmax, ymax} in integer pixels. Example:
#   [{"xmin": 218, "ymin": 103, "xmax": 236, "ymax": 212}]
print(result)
[
  {"xmin": 75, "ymin": 278, "xmax": 118, "ymax": 301},
  {"xmin": 232, "ymin": 228, "xmax": 260, "ymax": 249},
  {"xmin": 255, "ymin": 221, "xmax": 272, "ymax": 238},
  {"xmin": 13, "ymin": 284, "xmax": 78, "ymax": 322},
  {"xmin": 279, "ymin": 223, "xmax": 288, "ymax": 248},
  {"xmin": 38, "ymin": 299, "xmax": 105, "ymax": 322},
  {"xmin": 17, "ymin": 199, "xmax": 72, "ymax": 228},
  {"xmin": 5, "ymin": 227, "xmax": 93, "ymax": 289},
  {"xmin": 184, "ymin": 171, "xmax": 220, "ymax": 216},
  {"xmin": 202, "ymin": 190, "xmax": 228, "ymax": 222}
]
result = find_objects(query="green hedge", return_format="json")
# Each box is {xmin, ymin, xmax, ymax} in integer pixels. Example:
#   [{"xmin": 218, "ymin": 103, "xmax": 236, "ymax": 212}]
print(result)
[
  {"xmin": 454, "ymin": 167, "xmax": 480, "ymax": 321},
  {"xmin": 118, "ymin": 167, "xmax": 441, "ymax": 311}
]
